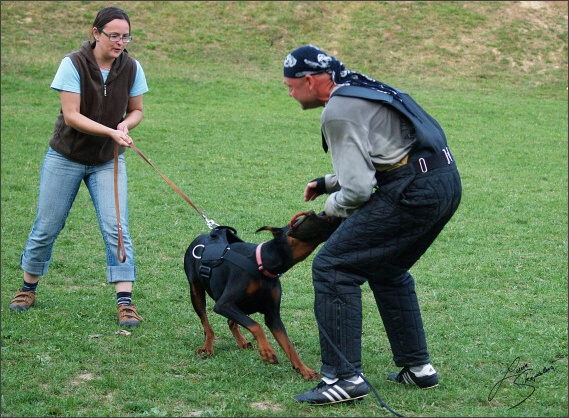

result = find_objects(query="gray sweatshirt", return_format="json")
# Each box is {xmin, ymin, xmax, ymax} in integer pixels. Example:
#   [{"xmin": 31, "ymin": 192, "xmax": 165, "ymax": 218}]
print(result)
[{"xmin": 321, "ymin": 89, "xmax": 416, "ymax": 217}]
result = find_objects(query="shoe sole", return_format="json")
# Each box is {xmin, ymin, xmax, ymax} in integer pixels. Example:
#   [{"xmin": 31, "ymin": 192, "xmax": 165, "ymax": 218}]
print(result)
[
  {"xmin": 9, "ymin": 304, "xmax": 33, "ymax": 312},
  {"xmin": 119, "ymin": 322, "xmax": 140, "ymax": 327},
  {"xmin": 297, "ymin": 393, "xmax": 368, "ymax": 405}
]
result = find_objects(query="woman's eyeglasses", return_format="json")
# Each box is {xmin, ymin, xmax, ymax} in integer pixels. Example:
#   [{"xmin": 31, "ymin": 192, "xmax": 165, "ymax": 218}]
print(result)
[{"xmin": 100, "ymin": 30, "xmax": 132, "ymax": 43}]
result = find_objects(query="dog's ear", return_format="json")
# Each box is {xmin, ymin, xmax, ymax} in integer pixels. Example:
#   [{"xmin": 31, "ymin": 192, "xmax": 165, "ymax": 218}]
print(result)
[{"xmin": 256, "ymin": 226, "xmax": 287, "ymax": 238}]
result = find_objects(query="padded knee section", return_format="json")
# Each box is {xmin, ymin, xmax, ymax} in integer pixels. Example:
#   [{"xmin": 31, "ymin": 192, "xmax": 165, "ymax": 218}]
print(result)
[{"xmin": 314, "ymin": 281, "xmax": 363, "ymax": 379}]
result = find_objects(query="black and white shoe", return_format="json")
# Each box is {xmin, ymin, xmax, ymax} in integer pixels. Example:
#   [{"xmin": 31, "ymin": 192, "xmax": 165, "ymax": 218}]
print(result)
[
  {"xmin": 293, "ymin": 377, "xmax": 368, "ymax": 405},
  {"xmin": 387, "ymin": 365, "xmax": 439, "ymax": 389}
]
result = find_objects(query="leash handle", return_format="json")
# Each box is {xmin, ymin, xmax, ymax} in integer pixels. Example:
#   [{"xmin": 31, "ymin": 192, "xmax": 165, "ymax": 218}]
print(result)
[
  {"xmin": 114, "ymin": 143, "xmax": 127, "ymax": 263},
  {"xmin": 129, "ymin": 142, "xmax": 218, "ymax": 229}
]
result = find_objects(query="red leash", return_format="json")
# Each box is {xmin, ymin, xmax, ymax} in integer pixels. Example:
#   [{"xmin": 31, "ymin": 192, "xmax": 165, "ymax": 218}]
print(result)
[
  {"xmin": 114, "ymin": 143, "xmax": 127, "ymax": 263},
  {"xmin": 113, "ymin": 142, "xmax": 219, "ymax": 263},
  {"xmin": 129, "ymin": 142, "xmax": 219, "ymax": 229}
]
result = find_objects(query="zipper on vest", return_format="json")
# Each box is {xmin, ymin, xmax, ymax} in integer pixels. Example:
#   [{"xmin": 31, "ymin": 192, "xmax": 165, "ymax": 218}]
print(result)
[{"xmin": 104, "ymin": 84, "xmax": 107, "ymax": 97}]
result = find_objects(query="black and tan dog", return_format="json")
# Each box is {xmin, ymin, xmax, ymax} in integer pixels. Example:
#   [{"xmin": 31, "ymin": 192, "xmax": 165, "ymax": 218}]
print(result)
[{"xmin": 184, "ymin": 211, "xmax": 341, "ymax": 381}]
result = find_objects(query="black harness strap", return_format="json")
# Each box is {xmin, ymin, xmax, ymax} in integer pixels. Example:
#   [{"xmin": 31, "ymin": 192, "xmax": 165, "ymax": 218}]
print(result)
[
  {"xmin": 198, "ymin": 244, "xmax": 265, "ymax": 281},
  {"xmin": 223, "ymin": 247, "xmax": 265, "ymax": 279},
  {"xmin": 198, "ymin": 244, "xmax": 228, "ymax": 281}
]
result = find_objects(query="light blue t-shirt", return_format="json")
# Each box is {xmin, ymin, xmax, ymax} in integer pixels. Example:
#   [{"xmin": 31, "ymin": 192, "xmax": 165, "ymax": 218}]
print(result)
[{"xmin": 51, "ymin": 56, "xmax": 149, "ymax": 97}]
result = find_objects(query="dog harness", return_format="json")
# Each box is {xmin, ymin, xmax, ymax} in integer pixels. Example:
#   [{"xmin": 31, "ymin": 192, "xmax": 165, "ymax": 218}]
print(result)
[
  {"xmin": 194, "ymin": 231, "xmax": 279, "ymax": 282},
  {"xmin": 197, "ymin": 243, "xmax": 279, "ymax": 281}
]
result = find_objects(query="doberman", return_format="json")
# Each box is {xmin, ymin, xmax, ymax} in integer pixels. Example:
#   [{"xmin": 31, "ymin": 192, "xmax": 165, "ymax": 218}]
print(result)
[{"xmin": 183, "ymin": 211, "xmax": 341, "ymax": 381}]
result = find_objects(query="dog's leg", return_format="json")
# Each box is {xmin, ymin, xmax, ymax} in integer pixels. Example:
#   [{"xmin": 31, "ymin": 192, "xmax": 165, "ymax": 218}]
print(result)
[
  {"xmin": 227, "ymin": 319, "xmax": 253, "ymax": 349},
  {"xmin": 262, "ymin": 287, "xmax": 319, "ymax": 380},
  {"xmin": 214, "ymin": 300, "xmax": 279, "ymax": 364},
  {"xmin": 265, "ymin": 313, "xmax": 320, "ymax": 381},
  {"xmin": 190, "ymin": 282, "xmax": 215, "ymax": 356},
  {"xmin": 244, "ymin": 322, "xmax": 280, "ymax": 364},
  {"xmin": 210, "ymin": 274, "xmax": 280, "ymax": 363}
]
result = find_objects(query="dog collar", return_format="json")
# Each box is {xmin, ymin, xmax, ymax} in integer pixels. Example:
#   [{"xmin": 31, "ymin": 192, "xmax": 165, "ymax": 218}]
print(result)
[{"xmin": 255, "ymin": 243, "xmax": 279, "ymax": 279}]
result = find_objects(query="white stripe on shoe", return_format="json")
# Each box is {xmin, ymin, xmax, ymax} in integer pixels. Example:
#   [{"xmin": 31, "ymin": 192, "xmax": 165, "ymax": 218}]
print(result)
[
  {"xmin": 294, "ymin": 378, "xmax": 369, "ymax": 404},
  {"xmin": 322, "ymin": 391, "xmax": 335, "ymax": 402},
  {"xmin": 323, "ymin": 384, "xmax": 354, "ymax": 403},
  {"xmin": 333, "ymin": 385, "xmax": 350, "ymax": 399},
  {"xmin": 402, "ymin": 372, "xmax": 415, "ymax": 385}
]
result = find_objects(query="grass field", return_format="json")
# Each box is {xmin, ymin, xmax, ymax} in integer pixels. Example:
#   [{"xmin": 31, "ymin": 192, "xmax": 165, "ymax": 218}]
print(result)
[{"xmin": 1, "ymin": 1, "xmax": 568, "ymax": 417}]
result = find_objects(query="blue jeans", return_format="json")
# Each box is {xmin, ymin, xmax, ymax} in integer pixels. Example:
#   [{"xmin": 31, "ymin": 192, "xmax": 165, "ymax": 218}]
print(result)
[{"xmin": 20, "ymin": 147, "xmax": 136, "ymax": 283}]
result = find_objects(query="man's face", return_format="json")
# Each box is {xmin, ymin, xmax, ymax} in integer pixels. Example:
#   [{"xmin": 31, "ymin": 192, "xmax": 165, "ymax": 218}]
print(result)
[{"xmin": 283, "ymin": 76, "xmax": 320, "ymax": 110}]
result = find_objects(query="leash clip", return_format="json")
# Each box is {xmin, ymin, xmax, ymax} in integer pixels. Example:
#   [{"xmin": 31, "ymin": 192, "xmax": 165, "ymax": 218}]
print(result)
[{"xmin": 202, "ymin": 213, "xmax": 220, "ymax": 230}]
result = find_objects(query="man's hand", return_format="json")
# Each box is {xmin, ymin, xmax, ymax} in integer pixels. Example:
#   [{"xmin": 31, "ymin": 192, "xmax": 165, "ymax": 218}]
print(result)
[{"xmin": 304, "ymin": 177, "xmax": 326, "ymax": 201}]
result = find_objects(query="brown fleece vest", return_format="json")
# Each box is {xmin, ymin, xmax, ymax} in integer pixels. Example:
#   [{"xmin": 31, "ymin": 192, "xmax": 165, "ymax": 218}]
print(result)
[{"xmin": 49, "ymin": 41, "xmax": 136, "ymax": 165}]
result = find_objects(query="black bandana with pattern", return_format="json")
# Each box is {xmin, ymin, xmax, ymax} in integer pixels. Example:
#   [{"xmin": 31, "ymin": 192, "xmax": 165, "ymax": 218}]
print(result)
[{"xmin": 284, "ymin": 44, "xmax": 410, "ymax": 111}]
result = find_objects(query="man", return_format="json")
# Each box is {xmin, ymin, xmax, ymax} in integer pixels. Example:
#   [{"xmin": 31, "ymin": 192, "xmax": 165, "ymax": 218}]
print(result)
[{"xmin": 283, "ymin": 45, "xmax": 462, "ymax": 405}]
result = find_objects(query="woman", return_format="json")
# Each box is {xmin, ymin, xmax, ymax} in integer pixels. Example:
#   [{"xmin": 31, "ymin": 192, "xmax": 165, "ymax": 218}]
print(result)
[{"xmin": 9, "ymin": 6, "xmax": 149, "ymax": 328}]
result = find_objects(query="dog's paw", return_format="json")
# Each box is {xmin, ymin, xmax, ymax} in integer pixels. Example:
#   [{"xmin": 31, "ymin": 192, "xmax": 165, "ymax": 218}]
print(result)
[
  {"xmin": 196, "ymin": 347, "xmax": 214, "ymax": 356},
  {"xmin": 296, "ymin": 366, "xmax": 321, "ymax": 381},
  {"xmin": 307, "ymin": 371, "xmax": 321, "ymax": 381},
  {"xmin": 260, "ymin": 351, "xmax": 280, "ymax": 364},
  {"xmin": 237, "ymin": 341, "xmax": 253, "ymax": 350},
  {"xmin": 268, "ymin": 354, "xmax": 280, "ymax": 364}
]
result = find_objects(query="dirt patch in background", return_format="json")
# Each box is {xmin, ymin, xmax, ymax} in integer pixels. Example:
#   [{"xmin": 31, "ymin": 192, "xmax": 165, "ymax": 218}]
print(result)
[
  {"xmin": 455, "ymin": 1, "xmax": 567, "ymax": 79},
  {"xmin": 1, "ymin": 1, "xmax": 567, "ymax": 88},
  {"xmin": 398, "ymin": 1, "xmax": 567, "ymax": 83}
]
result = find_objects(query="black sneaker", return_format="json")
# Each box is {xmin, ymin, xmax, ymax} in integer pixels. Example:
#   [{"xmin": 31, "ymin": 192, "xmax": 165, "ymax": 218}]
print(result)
[
  {"xmin": 294, "ymin": 378, "xmax": 368, "ymax": 405},
  {"xmin": 387, "ymin": 366, "xmax": 439, "ymax": 389}
]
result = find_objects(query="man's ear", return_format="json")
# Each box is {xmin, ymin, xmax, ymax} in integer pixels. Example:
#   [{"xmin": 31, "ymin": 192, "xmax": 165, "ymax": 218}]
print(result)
[{"xmin": 305, "ymin": 74, "xmax": 317, "ymax": 90}]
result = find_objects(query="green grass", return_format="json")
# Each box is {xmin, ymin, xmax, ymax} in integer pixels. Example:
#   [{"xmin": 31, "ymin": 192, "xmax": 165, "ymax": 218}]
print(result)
[{"xmin": 1, "ymin": 1, "xmax": 568, "ymax": 417}]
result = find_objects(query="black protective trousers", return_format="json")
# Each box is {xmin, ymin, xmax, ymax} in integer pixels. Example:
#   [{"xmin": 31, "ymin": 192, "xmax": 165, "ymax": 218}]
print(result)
[{"xmin": 313, "ymin": 162, "xmax": 462, "ymax": 379}]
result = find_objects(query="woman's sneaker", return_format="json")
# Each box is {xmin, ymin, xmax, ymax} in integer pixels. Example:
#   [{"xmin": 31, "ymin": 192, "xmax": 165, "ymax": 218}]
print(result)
[
  {"xmin": 9, "ymin": 289, "xmax": 36, "ymax": 311},
  {"xmin": 294, "ymin": 377, "xmax": 368, "ymax": 405},
  {"xmin": 117, "ymin": 304, "xmax": 142, "ymax": 327},
  {"xmin": 387, "ymin": 365, "xmax": 439, "ymax": 389}
]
